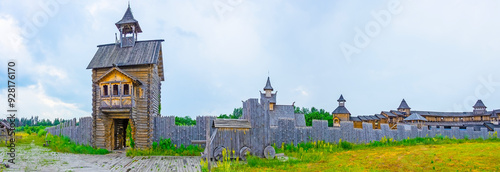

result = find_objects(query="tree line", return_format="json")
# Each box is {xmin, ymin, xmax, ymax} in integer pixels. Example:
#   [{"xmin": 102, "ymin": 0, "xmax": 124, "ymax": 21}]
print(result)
[
  {"xmin": 174, "ymin": 107, "xmax": 333, "ymax": 127},
  {"xmin": 2, "ymin": 106, "xmax": 333, "ymax": 128},
  {"xmin": 174, "ymin": 107, "xmax": 243, "ymax": 126},
  {"xmin": 1, "ymin": 116, "xmax": 69, "ymax": 127}
]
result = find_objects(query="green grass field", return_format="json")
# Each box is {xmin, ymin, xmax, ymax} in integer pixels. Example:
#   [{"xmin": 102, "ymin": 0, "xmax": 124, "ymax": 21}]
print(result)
[
  {"xmin": 207, "ymin": 136, "xmax": 500, "ymax": 171},
  {"xmin": 0, "ymin": 131, "xmax": 108, "ymax": 155},
  {"xmin": 283, "ymin": 142, "xmax": 500, "ymax": 171}
]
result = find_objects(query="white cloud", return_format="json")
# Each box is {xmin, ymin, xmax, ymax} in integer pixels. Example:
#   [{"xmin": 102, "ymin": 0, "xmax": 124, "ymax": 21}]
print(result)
[
  {"xmin": 2, "ymin": 0, "xmax": 500, "ymax": 119},
  {"xmin": 0, "ymin": 15, "xmax": 30, "ymax": 63},
  {"xmin": 1, "ymin": 82, "xmax": 90, "ymax": 120},
  {"xmin": 294, "ymin": 86, "xmax": 309, "ymax": 96},
  {"xmin": 0, "ymin": 12, "xmax": 87, "ymax": 120},
  {"xmin": 34, "ymin": 65, "xmax": 68, "ymax": 81}
]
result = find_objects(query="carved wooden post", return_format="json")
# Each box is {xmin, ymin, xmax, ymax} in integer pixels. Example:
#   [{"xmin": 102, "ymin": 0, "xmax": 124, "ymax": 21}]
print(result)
[{"xmin": 206, "ymin": 117, "xmax": 211, "ymax": 171}]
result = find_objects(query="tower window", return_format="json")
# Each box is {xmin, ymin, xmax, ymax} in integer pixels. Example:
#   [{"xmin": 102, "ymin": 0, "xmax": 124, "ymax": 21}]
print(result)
[
  {"xmin": 269, "ymin": 103, "xmax": 274, "ymax": 111},
  {"xmin": 123, "ymin": 84, "xmax": 130, "ymax": 95},
  {"xmin": 113, "ymin": 85, "xmax": 119, "ymax": 95},
  {"xmin": 103, "ymin": 85, "xmax": 108, "ymax": 96}
]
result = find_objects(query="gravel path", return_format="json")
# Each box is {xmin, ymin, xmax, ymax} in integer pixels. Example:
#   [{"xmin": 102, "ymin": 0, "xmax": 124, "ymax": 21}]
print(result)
[{"xmin": 0, "ymin": 142, "xmax": 201, "ymax": 172}]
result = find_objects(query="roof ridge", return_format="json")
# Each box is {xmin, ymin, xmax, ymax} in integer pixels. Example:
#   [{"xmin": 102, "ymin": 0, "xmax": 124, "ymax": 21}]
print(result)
[{"xmin": 97, "ymin": 39, "xmax": 165, "ymax": 47}]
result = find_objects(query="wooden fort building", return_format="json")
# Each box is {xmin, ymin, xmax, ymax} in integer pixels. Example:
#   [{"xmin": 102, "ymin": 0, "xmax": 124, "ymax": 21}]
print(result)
[
  {"xmin": 87, "ymin": 5, "xmax": 164, "ymax": 150},
  {"xmin": 333, "ymin": 95, "xmax": 500, "ymax": 130}
]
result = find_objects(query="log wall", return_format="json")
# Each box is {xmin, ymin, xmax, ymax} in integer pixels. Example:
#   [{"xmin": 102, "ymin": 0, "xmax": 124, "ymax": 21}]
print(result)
[
  {"xmin": 270, "ymin": 119, "xmax": 500, "ymax": 147},
  {"xmin": 45, "ymin": 117, "xmax": 93, "ymax": 146},
  {"xmin": 152, "ymin": 116, "xmax": 216, "ymax": 147},
  {"xmin": 92, "ymin": 65, "xmax": 161, "ymax": 150},
  {"xmin": 45, "ymin": 115, "xmax": 500, "ymax": 153}
]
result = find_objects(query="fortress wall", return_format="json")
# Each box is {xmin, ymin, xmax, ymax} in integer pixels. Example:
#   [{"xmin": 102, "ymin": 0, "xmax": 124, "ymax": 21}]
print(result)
[
  {"xmin": 45, "ymin": 117, "xmax": 92, "ymax": 146},
  {"xmin": 152, "ymin": 116, "xmax": 216, "ymax": 147},
  {"xmin": 46, "ymin": 116, "xmax": 500, "ymax": 150},
  {"xmin": 270, "ymin": 119, "xmax": 499, "ymax": 148}
]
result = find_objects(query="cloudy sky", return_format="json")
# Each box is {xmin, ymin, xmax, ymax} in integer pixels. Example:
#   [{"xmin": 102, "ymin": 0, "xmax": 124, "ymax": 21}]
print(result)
[{"xmin": 1, "ymin": 0, "xmax": 500, "ymax": 120}]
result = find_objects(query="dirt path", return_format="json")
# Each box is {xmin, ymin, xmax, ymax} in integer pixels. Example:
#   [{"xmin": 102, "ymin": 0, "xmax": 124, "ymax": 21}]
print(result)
[{"xmin": 1, "ymin": 142, "xmax": 201, "ymax": 172}]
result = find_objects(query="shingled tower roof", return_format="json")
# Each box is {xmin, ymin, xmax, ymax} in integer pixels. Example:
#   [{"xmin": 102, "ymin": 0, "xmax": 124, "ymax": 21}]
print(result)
[
  {"xmin": 337, "ymin": 94, "xmax": 346, "ymax": 102},
  {"xmin": 473, "ymin": 100, "xmax": 486, "ymax": 108},
  {"xmin": 403, "ymin": 112, "xmax": 427, "ymax": 121},
  {"xmin": 332, "ymin": 94, "xmax": 350, "ymax": 114},
  {"xmin": 398, "ymin": 99, "xmax": 411, "ymax": 109},
  {"xmin": 263, "ymin": 77, "xmax": 273, "ymax": 91},
  {"xmin": 115, "ymin": 3, "xmax": 142, "ymax": 33}
]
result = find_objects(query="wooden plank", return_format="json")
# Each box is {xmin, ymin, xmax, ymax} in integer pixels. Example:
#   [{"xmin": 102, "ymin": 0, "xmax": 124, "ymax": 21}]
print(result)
[
  {"xmin": 206, "ymin": 117, "xmax": 211, "ymax": 171},
  {"xmin": 191, "ymin": 140, "xmax": 206, "ymax": 144},
  {"xmin": 213, "ymin": 119, "xmax": 251, "ymax": 129}
]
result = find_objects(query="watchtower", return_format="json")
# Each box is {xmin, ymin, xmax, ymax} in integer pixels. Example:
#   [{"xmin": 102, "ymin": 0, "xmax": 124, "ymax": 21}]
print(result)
[
  {"xmin": 332, "ymin": 95, "xmax": 351, "ymax": 127},
  {"xmin": 87, "ymin": 4, "xmax": 164, "ymax": 150}
]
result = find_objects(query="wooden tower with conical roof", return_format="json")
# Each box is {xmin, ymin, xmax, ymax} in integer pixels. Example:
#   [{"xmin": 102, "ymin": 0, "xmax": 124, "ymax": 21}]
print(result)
[
  {"xmin": 397, "ymin": 99, "xmax": 411, "ymax": 117},
  {"xmin": 87, "ymin": 4, "xmax": 164, "ymax": 150},
  {"xmin": 332, "ymin": 94, "xmax": 351, "ymax": 127}
]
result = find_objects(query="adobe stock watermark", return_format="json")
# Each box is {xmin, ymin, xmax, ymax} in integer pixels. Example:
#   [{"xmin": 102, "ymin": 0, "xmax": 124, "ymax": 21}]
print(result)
[
  {"xmin": 339, "ymin": 0, "xmax": 403, "ymax": 63},
  {"xmin": 5, "ymin": 60, "xmax": 17, "ymax": 166},
  {"xmin": 449, "ymin": 74, "xmax": 500, "ymax": 112},
  {"xmin": 9, "ymin": 0, "xmax": 69, "ymax": 46},
  {"xmin": 213, "ymin": 0, "xmax": 245, "ymax": 21}
]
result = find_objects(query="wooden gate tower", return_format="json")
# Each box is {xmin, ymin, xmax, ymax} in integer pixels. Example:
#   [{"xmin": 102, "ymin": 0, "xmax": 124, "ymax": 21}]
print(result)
[{"xmin": 86, "ymin": 4, "xmax": 164, "ymax": 150}]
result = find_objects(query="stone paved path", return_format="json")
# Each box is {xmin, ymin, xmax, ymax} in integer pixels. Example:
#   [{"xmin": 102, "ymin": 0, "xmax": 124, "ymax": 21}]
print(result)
[{"xmin": 0, "ymin": 142, "xmax": 201, "ymax": 172}]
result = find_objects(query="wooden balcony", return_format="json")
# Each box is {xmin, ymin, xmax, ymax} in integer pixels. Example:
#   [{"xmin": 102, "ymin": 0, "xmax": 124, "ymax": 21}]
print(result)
[{"xmin": 100, "ymin": 96, "xmax": 134, "ymax": 109}]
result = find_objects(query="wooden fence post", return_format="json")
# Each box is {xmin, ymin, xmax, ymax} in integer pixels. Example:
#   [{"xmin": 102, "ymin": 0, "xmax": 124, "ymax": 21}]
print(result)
[{"xmin": 206, "ymin": 117, "xmax": 211, "ymax": 171}]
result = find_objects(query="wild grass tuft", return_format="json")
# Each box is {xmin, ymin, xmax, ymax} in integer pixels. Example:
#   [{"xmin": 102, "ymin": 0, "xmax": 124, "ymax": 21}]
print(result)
[
  {"xmin": 44, "ymin": 134, "xmax": 109, "ymax": 155},
  {"xmin": 126, "ymin": 138, "xmax": 203, "ymax": 156}
]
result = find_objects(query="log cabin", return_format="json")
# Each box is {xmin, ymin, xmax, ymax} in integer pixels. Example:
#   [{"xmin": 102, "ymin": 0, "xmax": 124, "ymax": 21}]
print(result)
[{"xmin": 87, "ymin": 4, "xmax": 164, "ymax": 150}]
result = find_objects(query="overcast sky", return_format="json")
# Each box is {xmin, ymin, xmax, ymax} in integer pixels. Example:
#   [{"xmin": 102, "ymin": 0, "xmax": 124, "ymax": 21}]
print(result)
[{"xmin": 1, "ymin": 0, "xmax": 500, "ymax": 120}]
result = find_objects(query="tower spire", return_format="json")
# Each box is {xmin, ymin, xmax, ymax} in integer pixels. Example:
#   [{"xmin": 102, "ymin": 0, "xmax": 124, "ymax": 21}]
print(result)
[
  {"xmin": 263, "ymin": 77, "xmax": 273, "ymax": 91},
  {"xmin": 263, "ymin": 77, "xmax": 274, "ymax": 98},
  {"xmin": 473, "ymin": 99, "xmax": 487, "ymax": 115},
  {"xmin": 337, "ymin": 94, "xmax": 346, "ymax": 106},
  {"xmin": 397, "ymin": 99, "xmax": 411, "ymax": 116},
  {"xmin": 116, "ymin": 3, "xmax": 142, "ymax": 47},
  {"xmin": 398, "ymin": 99, "xmax": 410, "ymax": 109}
]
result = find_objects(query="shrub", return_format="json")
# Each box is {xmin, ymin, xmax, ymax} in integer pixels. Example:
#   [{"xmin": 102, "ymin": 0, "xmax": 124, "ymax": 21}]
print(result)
[
  {"xmin": 130, "ymin": 138, "xmax": 135, "ymax": 149},
  {"xmin": 37, "ymin": 130, "xmax": 47, "ymax": 137},
  {"xmin": 339, "ymin": 140, "xmax": 353, "ymax": 150}
]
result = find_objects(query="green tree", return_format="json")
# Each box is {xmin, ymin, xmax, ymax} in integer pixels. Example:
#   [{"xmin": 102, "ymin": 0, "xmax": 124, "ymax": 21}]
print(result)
[
  {"xmin": 217, "ymin": 107, "xmax": 243, "ymax": 119},
  {"xmin": 175, "ymin": 116, "xmax": 196, "ymax": 126},
  {"xmin": 298, "ymin": 106, "xmax": 333, "ymax": 127}
]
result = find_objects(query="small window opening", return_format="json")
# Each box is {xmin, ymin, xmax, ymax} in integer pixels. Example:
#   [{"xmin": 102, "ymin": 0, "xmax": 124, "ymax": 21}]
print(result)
[
  {"xmin": 103, "ymin": 85, "xmax": 108, "ymax": 96},
  {"xmin": 113, "ymin": 85, "xmax": 119, "ymax": 95},
  {"xmin": 123, "ymin": 84, "xmax": 130, "ymax": 95}
]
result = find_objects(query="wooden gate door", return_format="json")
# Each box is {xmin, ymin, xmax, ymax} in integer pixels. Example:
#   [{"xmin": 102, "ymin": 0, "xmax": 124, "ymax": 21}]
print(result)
[{"xmin": 113, "ymin": 119, "xmax": 129, "ymax": 150}]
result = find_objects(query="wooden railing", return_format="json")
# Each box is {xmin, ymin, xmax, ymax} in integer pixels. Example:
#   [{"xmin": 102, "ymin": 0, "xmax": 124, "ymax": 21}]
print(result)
[{"xmin": 100, "ymin": 96, "xmax": 134, "ymax": 108}]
